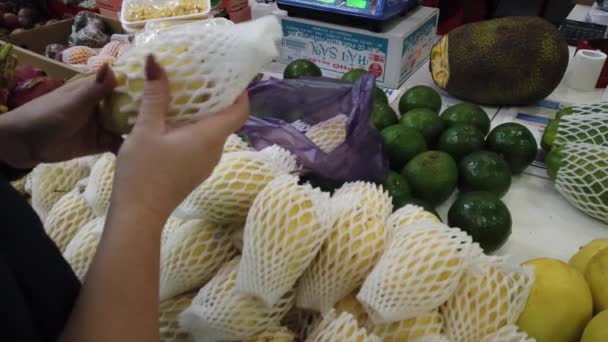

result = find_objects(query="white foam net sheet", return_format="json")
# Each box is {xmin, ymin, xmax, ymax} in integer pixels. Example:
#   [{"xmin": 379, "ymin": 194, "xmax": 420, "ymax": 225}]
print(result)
[
  {"xmin": 441, "ymin": 256, "xmax": 534, "ymax": 342},
  {"xmin": 63, "ymin": 216, "xmax": 105, "ymax": 281},
  {"xmin": 565, "ymin": 102, "xmax": 608, "ymax": 115},
  {"xmin": 367, "ymin": 309, "xmax": 444, "ymax": 342},
  {"xmin": 305, "ymin": 310, "xmax": 380, "ymax": 342},
  {"xmin": 110, "ymin": 16, "xmax": 282, "ymax": 126},
  {"xmin": 159, "ymin": 292, "xmax": 196, "ymax": 342},
  {"xmin": 180, "ymin": 257, "xmax": 295, "ymax": 341},
  {"xmin": 357, "ymin": 222, "xmax": 479, "ymax": 324},
  {"xmin": 479, "ymin": 325, "xmax": 535, "ymax": 342},
  {"xmin": 44, "ymin": 186, "xmax": 96, "ymax": 252},
  {"xmin": 30, "ymin": 159, "xmax": 90, "ymax": 221},
  {"xmin": 245, "ymin": 326, "xmax": 296, "ymax": 342},
  {"xmin": 174, "ymin": 146, "xmax": 298, "ymax": 223},
  {"xmin": 83, "ymin": 153, "xmax": 116, "ymax": 217},
  {"xmin": 160, "ymin": 219, "xmax": 237, "ymax": 301},
  {"xmin": 161, "ymin": 215, "xmax": 187, "ymax": 247},
  {"xmin": 223, "ymin": 134, "xmax": 251, "ymax": 154},
  {"xmin": 554, "ymin": 114, "xmax": 608, "ymax": 148},
  {"xmin": 555, "ymin": 143, "xmax": 608, "ymax": 224},
  {"xmin": 304, "ymin": 114, "xmax": 348, "ymax": 153},
  {"xmin": 386, "ymin": 204, "xmax": 441, "ymax": 243},
  {"xmin": 236, "ymin": 174, "xmax": 332, "ymax": 307},
  {"xmin": 296, "ymin": 182, "xmax": 391, "ymax": 313}
]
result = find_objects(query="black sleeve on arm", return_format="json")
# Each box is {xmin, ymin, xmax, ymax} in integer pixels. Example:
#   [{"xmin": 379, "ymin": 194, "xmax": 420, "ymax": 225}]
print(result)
[
  {"xmin": 0, "ymin": 174, "xmax": 80, "ymax": 341},
  {"xmin": 0, "ymin": 161, "xmax": 32, "ymax": 182}
]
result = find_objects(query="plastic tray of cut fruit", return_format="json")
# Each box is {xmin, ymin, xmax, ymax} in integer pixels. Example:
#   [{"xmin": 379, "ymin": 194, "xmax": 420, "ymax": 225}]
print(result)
[{"xmin": 120, "ymin": 0, "xmax": 211, "ymax": 32}]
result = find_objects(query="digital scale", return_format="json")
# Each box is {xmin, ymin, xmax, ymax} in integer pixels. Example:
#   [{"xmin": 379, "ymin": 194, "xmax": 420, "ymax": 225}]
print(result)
[{"xmin": 277, "ymin": 0, "xmax": 422, "ymax": 32}]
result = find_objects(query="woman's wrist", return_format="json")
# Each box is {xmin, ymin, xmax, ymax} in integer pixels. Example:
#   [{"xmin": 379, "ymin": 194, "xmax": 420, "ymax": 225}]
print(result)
[{"xmin": 0, "ymin": 108, "xmax": 36, "ymax": 169}]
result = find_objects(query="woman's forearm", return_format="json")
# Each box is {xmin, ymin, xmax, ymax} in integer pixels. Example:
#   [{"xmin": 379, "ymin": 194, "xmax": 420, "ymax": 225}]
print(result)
[
  {"xmin": 59, "ymin": 203, "xmax": 166, "ymax": 342},
  {"xmin": 0, "ymin": 109, "xmax": 33, "ymax": 169}
]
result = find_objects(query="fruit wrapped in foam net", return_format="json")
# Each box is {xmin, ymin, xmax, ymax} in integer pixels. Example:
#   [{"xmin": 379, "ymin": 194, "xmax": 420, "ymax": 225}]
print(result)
[
  {"xmin": 83, "ymin": 153, "xmax": 116, "ymax": 217},
  {"xmin": 306, "ymin": 309, "xmax": 380, "ymax": 342},
  {"xmin": 159, "ymin": 292, "xmax": 196, "ymax": 342},
  {"xmin": 63, "ymin": 217, "xmax": 105, "ymax": 281}
]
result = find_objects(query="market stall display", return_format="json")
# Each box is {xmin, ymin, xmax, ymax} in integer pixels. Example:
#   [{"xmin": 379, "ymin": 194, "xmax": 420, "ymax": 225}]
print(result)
[{"xmin": 0, "ymin": 0, "xmax": 55, "ymax": 38}]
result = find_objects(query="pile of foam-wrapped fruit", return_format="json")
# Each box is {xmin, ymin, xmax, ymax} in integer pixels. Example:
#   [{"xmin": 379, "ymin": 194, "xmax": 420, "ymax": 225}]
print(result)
[{"xmin": 44, "ymin": 12, "xmax": 132, "ymax": 74}]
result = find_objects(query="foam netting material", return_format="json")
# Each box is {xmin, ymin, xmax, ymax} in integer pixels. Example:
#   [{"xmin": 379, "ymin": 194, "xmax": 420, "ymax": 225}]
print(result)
[
  {"xmin": 554, "ymin": 113, "xmax": 608, "ymax": 148},
  {"xmin": 11, "ymin": 176, "xmax": 27, "ymax": 196},
  {"xmin": 245, "ymin": 326, "xmax": 296, "ymax": 342},
  {"xmin": 304, "ymin": 114, "xmax": 348, "ymax": 154},
  {"xmin": 479, "ymin": 325, "xmax": 535, "ymax": 342},
  {"xmin": 296, "ymin": 183, "xmax": 392, "ymax": 313},
  {"xmin": 180, "ymin": 256, "xmax": 295, "ymax": 341},
  {"xmin": 87, "ymin": 55, "xmax": 117, "ymax": 73},
  {"xmin": 235, "ymin": 174, "xmax": 332, "ymax": 307},
  {"xmin": 161, "ymin": 215, "xmax": 187, "ymax": 247},
  {"xmin": 565, "ymin": 102, "xmax": 608, "ymax": 115},
  {"xmin": 410, "ymin": 335, "xmax": 452, "ymax": 342},
  {"xmin": 44, "ymin": 185, "xmax": 96, "ymax": 253},
  {"xmin": 99, "ymin": 40, "xmax": 131, "ymax": 59},
  {"xmin": 160, "ymin": 219, "xmax": 237, "ymax": 301},
  {"xmin": 305, "ymin": 310, "xmax": 380, "ymax": 342},
  {"xmin": 281, "ymin": 307, "xmax": 322, "ymax": 341},
  {"xmin": 31, "ymin": 159, "xmax": 90, "ymax": 221},
  {"xmin": 174, "ymin": 146, "xmax": 298, "ymax": 223},
  {"xmin": 441, "ymin": 256, "xmax": 534, "ymax": 342},
  {"xmin": 223, "ymin": 134, "xmax": 251, "ymax": 154},
  {"xmin": 386, "ymin": 204, "xmax": 441, "ymax": 243},
  {"xmin": 554, "ymin": 143, "xmax": 608, "ymax": 224},
  {"xmin": 111, "ymin": 16, "xmax": 281, "ymax": 125},
  {"xmin": 334, "ymin": 292, "xmax": 369, "ymax": 327},
  {"xmin": 367, "ymin": 309, "xmax": 444, "ymax": 342},
  {"xmin": 230, "ymin": 225, "xmax": 245, "ymax": 252},
  {"xmin": 61, "ymin": 46, "xmax": 98, "ymax": 65},
  {"xmin": 63, "ymin": 217, "xmax": 105, "ymax": 281},
  {"xmin": 357, "ymin": 222, "xmax": 480, "ymax": 324},
  {"xmin": 159, "ymin": 291, "xmax": 196, "ymax": 342},
  {"xmin": 83, "ymin": 153, "xmax": 116, "ymax": 217}
]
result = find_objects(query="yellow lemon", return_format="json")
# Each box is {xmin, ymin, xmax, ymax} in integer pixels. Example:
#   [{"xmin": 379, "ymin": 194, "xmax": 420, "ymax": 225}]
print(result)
[
  {"xmin": 585, "ymin": 248, "xmax": 608, "ymax": 313},
  {"xmin": 581, "ymin": 310, "xmax": 608, "ymax": 342},
  {"xmin": 569, "ymin": 239, "xmax": 608, "ymax": 274}
]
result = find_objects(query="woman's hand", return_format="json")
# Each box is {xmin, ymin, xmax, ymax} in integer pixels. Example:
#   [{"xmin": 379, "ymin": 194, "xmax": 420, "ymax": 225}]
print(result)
[
  {"xmin": 0, "ymin": 65, "xmax": 122, "ymax": 169},
  {"xmin": 111, "ymin": 55, "xmax": 250, "ymax": 221}
]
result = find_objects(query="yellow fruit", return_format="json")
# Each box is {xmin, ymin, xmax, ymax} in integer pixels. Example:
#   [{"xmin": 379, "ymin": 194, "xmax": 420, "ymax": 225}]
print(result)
[
  {"xmin": 585, "ymin": 248, "xmax": 608, "ymax": 313},
  {"xmin": 581, "ymin": 310, "xmax": 608, "ymax": 342},
  {"xmin": 101, "ymin": 92, "xmax": 137, "ymax": 134},
  {"xmin": 368, "ymin": 309, "xmax": 443, "ymax": 342},
  {"xmin": 245, "ymin": 326, "xmax": 295, "ymax": 342},
  {"xmin": 517, "ymin": 258, "xmax": 593, "ymax": 342},
  {"xmin": 334, "ymin": 292, "xmax": 368, "ymax": 326},
  {"xmin": 569, "ymin": 239, "xmax": 608, "ymax": 274}
]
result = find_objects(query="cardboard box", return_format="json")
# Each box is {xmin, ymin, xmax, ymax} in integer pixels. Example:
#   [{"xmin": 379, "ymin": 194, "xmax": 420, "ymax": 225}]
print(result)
[
  {"xmin": 0, "ymin": 42, "xmax": 79, "ymax": 80},
  {"xmin": 5, "ymin": 15, "xmax": 124, "ymax": 77},
  {"xmin": 278, "ymin": 6, "xmax": 439, "ymax": 89}
]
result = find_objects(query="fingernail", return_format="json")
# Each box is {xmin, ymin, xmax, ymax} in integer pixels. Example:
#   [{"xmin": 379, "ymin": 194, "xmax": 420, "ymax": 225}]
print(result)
[
  {"xmin": 96, "ymin": 64, "xmax": 109, "ymax": 84},
  {"xmin": 145, "ymin": 55, "xmax": 161, "ymax": 81}
]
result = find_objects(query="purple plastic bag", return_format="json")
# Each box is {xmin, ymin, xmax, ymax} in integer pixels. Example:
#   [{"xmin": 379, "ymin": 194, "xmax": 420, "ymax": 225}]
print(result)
[{"xmin": 239, "ymin": 74, "xmax": 389, "ymax": 183}]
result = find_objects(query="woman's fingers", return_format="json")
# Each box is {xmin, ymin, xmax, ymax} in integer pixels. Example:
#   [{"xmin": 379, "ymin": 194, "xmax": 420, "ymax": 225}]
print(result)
[{"xmin": 133, "ymin": 55, "xmax": 170, "ymax": 134}]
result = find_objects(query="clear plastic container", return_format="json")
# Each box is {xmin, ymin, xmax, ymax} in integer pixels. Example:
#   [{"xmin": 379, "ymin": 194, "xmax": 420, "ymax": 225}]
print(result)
[{"xmin": 120, "ymin": 0, "xmax": 212, "ymax": 32}]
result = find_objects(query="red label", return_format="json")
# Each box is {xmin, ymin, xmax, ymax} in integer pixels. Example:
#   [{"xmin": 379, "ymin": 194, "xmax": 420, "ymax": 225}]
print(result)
[
  {"xmin": 369, "ymin": 53, "xmax": 385, "ymax": 63},
  {"xmin": 368, "ymin": 63, "xmax": 383, "ymax": 77}
]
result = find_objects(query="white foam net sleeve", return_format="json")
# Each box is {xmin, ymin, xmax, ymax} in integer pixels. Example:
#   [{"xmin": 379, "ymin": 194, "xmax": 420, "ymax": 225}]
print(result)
[
  {"xmin": 61, "ymin": 46, "xmax": 98, "ymax": 65},
  {"xmin": 160, "ymin": 219, "xmax": 237, "ymax": 301},
  {"xmin": 479, "ymin": 325, "xmax": 535, "ymax": 342},
  {"xmin": 161, "ymin": 215, "xmax": 187, "ymax": 247},
  {"xmin": 554, "ymin": 114, "xmax": 608, "ymax": 148},
  {"xmin": 109, "ymin": 16, "xmax": 282, "ymax": 126},
  {"xmin": 305, "ymin": 310, "xmax": 381, "ymax": 342},
  {"xmin": 11, "ymin": 176, "xmax": 27, "ymax": 197},
  {"xmin": 304, "ymin": 114, "xmax": 348, "ymax": 153},
  {"xmin": 159, "ymin": 291, "xmax": 196, "ymax": 342},
  {"xmin": 555, "ymin": 143, "xmax": 608, "ymax": 224},
  {"xmin": 441, "ymin": 256, "xmax": 534, "ymax": 342},
  {"xmin": 30, "ymin": 159, "xmax": 90, "ymax": 221},
  {"xmin": 367, "ymin": 309, "xmax": 444, "ymax": 342},
  {"xmin": 334, "ymin": 292, "xmax": 369, "ymax": 327},
  {"xmin": 386, "ymin": 204, "xmax": 440, "ymax": 244},
  {"xmin": 83, "ymin": 153, "xmax": 116, "ymax": 217},
  {"xmin": 63, "ymin": 217, "xmax": 105, "ymax": 281},
  {"xmin": 245, "ymin": 326, "xmax": 296, "ymax": 342},
  {"xmin": 180, "ymin": 256, "xmax": 295, "ymax": 341},
  {"xmin": 44, "ymin": 186, "xmax": 96, "ymax": 253},
  {"xmin": 174, "ymin": 145, "xmax": 298, "ymax": 223},
  {"xmin": 410, "ymin": 335, "xmax": 452, "ymax": 342},
  {"xmin": 357, "ymin": 222, "xmax": 478, "ymax": 324},
  {"xmin": 235, "ymin": 174, "xmax": 332, "ymax": 307},
  {"xmin": 224, "ymin": 134, "xmax": 251, "ymax": 153},
  {"xmin": 230, "ymin": 224, "xmax": 245, "ymax": 252},
  {"xmin": 281, "ymin": 307, "xmax": 322, "ymax": 341},
  {"xmin": 296, "ymin": 183, "xmax": 392, "ymax": 313},
  {"xmin": 565, "ymin": 102, "xmax": 608, "ymax": 116}
]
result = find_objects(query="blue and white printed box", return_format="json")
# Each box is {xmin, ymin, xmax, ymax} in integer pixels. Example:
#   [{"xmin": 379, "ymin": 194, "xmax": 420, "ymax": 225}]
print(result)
[{"xmin": 277, "ymin": 6, "xmax": 439, "ymax": 89}]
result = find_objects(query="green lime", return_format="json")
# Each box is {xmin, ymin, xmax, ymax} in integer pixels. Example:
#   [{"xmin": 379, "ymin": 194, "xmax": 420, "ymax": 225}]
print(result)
[
  {"xmin": 459, "ymin": 151, "xmax": 512, "ymax": 197},
  {"xmin": 399, "ymin": 197, "xmax": 441, "ymax": 221},
  {"xmin": 372, "ymin": 102, "xmax": 398, "ymax": 131},
  {"xmin": 448, "ymin": 191, "xmax": 512, "ymax": 253},
  {"xmin": 486, "ymin": 122, "xmax": 538, "ymax": 174},
  {"xmin": 555, "ymin": 106, "xmax": 574, "ymax": 120},
  {"xmin": 437, "ymin": 124, "xmax": 486, "ymax": 161},
  {"xmin": 541, "ymin": 119, "xmax": 560, "ymax": 152},
  {"xmin": 342, "ymin": 68, "xmax": 368, "ymax": 82},
  {"xmin": 399, "ymin": 85, "xmax": 442, "ymax": 114},
  {"xmin": 545, "ymin": 147, "xmax": 565, "ymax": 181},
  {"xmin": 284, "ymin": 59, "xmax": 322, "ymax": 79},
  {"xmin": 440, "ymin": 102, "xmax": 491, "ymax": 135},
  {"xmin": 374, "ymin": 86, "xmax": 389, "ymax": 104},
  {"xmin": 383, "ymin": 171, "xmax": 412, "ymax": 210},
  {"xmin": 399, "ymin": 108, "xmax": 445, "ymax": 146},
  {"xmin": 300, "ymin": 173, "xmax": 343, "ymax": 194},
  {"xmin": 403, "ymin": 151, "xmax": 458, "ymax": 206},
  {"xmin": 381, "ymin": 125, "xmax": 428, "ymax": 170}
]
